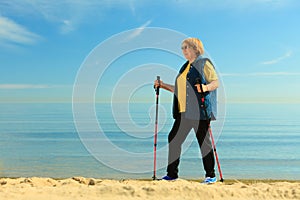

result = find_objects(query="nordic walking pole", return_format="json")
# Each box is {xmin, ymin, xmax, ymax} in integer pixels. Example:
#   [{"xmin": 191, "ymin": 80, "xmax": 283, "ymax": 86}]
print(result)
[
  {"xmin": 153, "ymin": 76, "xmax": 160, "ymax": 180},
  {"xmin": 196, "ymin": 78, "xmax": 224, "ymax": 182}
]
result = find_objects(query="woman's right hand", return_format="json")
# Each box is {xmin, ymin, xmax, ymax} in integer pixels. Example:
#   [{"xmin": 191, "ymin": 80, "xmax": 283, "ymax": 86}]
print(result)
[
  {"xmin": 154, "ymin": 80, "xmax": 175, "ymax": 93},
  {"xmin": 154, "ymin": 79, "xmax": 163, "ymax": 89}
]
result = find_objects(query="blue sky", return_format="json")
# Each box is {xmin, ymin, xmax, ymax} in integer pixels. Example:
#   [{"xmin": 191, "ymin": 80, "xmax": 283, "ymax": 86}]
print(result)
[{"xmin": 1, "ymin": 0, "xmax": 300, "ymax": 103}]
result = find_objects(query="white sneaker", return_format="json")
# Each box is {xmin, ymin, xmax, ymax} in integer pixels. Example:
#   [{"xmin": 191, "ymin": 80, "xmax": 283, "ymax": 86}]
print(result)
[{"xmin": 201, "ymin": 177, "xmax": 217, "ymax": 184}]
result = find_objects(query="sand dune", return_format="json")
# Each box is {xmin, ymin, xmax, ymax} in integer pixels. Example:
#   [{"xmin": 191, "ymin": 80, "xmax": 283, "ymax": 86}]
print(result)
[{"xmin": 0, "ymin": 177, "xmax": 299, "ymax": 200}]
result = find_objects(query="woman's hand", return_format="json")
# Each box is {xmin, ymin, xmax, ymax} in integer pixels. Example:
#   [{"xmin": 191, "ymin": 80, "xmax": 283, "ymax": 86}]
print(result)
[
  {"xmin": 154, "ymin": 79, "xmax": 163, "ymax": 89},
  {"xmin": 195, "ymin": 84, "xmax": 209, "ymax": 93},
  {"xmin": 154, "ymin": 79, "xmax": 175, "ymax": 93}
]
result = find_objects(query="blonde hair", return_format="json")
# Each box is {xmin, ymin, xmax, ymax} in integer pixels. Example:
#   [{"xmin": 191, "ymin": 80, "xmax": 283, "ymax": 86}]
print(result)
[{"xmin": 182, "ymin": 38, "xmax": 204, "ymax": 56}]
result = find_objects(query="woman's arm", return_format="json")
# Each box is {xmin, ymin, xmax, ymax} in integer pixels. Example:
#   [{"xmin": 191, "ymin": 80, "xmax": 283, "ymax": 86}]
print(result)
[
  {"xmin": 154, "ymin": 80, "xmax": 175, "ymax": 93},
  {"xmin": 206, "ymin": 79, "xmax": 219, "ymax": 92},
  {"xmin": 195, "ymin": 60, "xmax": 219, "ymax": 93},
  {"xmin": 195, "ymin": 79, "xmax": 219, "ymax": 93}
]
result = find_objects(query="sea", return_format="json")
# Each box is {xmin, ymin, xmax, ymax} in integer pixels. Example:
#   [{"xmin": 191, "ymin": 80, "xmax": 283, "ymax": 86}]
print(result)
[{"xmin": 0, "ymin": 102, "xmax": 299, "ymax": 180}]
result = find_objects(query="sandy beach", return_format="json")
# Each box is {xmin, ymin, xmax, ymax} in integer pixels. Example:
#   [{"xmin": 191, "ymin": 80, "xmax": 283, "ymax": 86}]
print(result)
[{"xmin": 0, "ymin": 177, "xmax": 299, "ymax": 200}]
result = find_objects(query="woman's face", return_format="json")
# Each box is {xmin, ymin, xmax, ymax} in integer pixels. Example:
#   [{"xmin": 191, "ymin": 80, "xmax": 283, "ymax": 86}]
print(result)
[{"xmin": 181, "ymin": 42, "xmax": 197, "ymax": 62}]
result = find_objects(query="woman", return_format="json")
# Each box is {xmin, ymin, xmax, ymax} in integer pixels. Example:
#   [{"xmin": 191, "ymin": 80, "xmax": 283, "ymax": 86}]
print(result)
[{"xmin": 154, "ymin": 38, "xmax": 219, "ymax": 184}]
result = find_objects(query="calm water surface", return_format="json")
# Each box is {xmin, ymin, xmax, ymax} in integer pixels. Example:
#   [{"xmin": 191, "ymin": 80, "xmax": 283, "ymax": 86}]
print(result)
[{"xmin": 0, "ymin": 103, "xmax": 299, "ymax": 180}]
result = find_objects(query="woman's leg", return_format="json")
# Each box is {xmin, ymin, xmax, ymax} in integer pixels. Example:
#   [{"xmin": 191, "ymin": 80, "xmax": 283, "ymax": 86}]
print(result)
[
  {"xmin": 167, "ymin": 115, "xmax": 192, "ymax": 178},
  {"xmin": 194, "ymin": 120, "xmax": 216, "ymax": 178}
]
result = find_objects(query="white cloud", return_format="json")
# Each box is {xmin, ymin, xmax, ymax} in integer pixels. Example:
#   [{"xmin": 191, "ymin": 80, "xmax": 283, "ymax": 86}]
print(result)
[
  {"xmin": 60, "ymin": 20, "xmax": 75, "ymax": 34},
  {"xmin": 2, "ymin": 0, "xmax": 296, "ymax": 36},
  {"xmin": 0, "ymin": 0, "xmax": 138, "ymax": 34},
  {"xmin": 129, "ymin": 0, "xmax": 137, "ymax": 16},
  {"xmin": 124, "ymin": 20, "xmax": 152, "ymax": 42},
  {"xmin": 0, "ymin": 84, "xmax": 52, "ymax": 89},
  {"xmin": 118, "ymin": 19, "xmax": 152, "ymax": 43},
  {"xmin": 261, "ymin": 50, "xmax": 292, "ymax": 65},
  {"xmin": 0, "ymin": 16, "xmax": 41, "ymax": 46}
]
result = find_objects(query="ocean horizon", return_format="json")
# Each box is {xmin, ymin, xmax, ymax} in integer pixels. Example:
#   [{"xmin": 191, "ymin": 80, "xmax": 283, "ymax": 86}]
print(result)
[{"xmin": 0, "ymin": 102, "xmax": 299, "ymax": 180}]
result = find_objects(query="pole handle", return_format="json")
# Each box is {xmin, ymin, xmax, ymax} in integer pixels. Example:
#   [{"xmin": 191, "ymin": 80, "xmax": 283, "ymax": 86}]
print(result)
[
  {"xmin": 195, "ymin": 78, "xmax": 203, "ymax": 93},
  {"xmin": 155, "ymin": 76, "xmax": 160, "ymax": 95}
]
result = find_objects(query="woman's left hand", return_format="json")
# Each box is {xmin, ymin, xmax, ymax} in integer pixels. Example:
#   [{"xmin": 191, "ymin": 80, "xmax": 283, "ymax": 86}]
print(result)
[{"xmin": 195, "ymin": 84, "xmax": 208, "ymax": 93}]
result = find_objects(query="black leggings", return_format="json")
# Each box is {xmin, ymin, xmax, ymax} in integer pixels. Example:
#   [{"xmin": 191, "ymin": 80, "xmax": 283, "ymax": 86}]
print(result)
[{"xmin": 167, "ymin": 114, "xmax": 215, "ymax": 178}]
